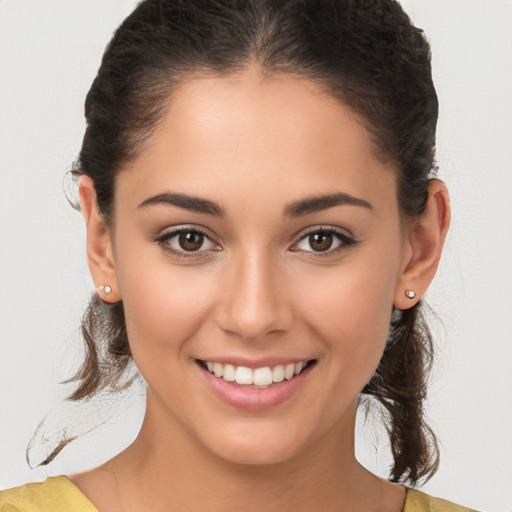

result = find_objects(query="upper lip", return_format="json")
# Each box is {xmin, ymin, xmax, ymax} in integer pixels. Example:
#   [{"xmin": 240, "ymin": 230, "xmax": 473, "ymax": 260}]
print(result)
[{"xmin": 197, "ymin": 357, "xmax": 315, "ymax": 369}]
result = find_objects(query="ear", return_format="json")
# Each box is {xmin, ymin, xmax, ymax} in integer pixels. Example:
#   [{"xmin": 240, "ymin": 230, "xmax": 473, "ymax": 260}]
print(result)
[
  {"xmin": 394, "ymin": 179, "xmax": 451, "ymax": 310},
  {"xmin": 79, "ymin": 175, "xmax": 121, "ymax": 303}
]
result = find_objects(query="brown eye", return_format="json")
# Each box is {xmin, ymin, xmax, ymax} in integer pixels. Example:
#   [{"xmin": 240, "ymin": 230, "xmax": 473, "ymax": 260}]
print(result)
[
  {"xmin": 308, "ymin": 232, "xmax": 334, "ymax": 252},
  {"xmin": 293, "ymin": 228, "xmax": 356, "ymax": 255},
  {"xmin": 178, "ymin": 231, "xmax": 204, "ymax": 251},
  {"xmin": 157, "ymin": 228, "xmax": 218, "ymax": 257}
]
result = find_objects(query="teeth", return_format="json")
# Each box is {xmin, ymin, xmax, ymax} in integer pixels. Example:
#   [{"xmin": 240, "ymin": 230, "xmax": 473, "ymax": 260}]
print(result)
[
  {"xmin": 213, "ymin": 362, "xmax": 223, "ymax": 377},
  {"xmin": 235, "ymin": 366, "xmax": 253, "ymax": 385},
  {"xmin": 254, "ymin": 367, "xmax": 273, "ymax": 386},
  {"xmin": 294, "ymin": 362, "xmax": 304, "ymax": 375},
  {"xmin": 272, "ymin": 365, "xmax": 284, "ymax": 383},
  {"xmin": 223, "ymin": 363, "xmax": 236, "ymax": 382},
  {"xmin": 284, "ymin": 363, "xmax": 295, "ymax": 380},
  {"xmin": 204, "ymin": 360, "xmax": 309, "ymax": 386}
]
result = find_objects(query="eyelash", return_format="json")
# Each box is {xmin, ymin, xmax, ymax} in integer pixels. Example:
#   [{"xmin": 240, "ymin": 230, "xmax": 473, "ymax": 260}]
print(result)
[
  {"xmin": 290, "ymin": 226, "xmax": 359, "ymax": 258},
  {"xmin": 155, "ymin": 225, "xmax": 358, "ymax": 260},
  {"xmin": 155, "ymin": 226, "xmax": 219, "ymax": 260}
]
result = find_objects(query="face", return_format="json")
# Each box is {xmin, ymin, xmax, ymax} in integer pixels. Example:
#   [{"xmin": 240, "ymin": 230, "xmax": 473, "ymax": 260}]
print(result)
[{"xmin": 109, "ymin": 71, "xmax": 410, "ymax": 465}]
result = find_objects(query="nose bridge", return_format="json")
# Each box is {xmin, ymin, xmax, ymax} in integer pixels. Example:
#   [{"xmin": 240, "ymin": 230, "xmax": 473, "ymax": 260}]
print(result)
[{"xmin": 216, "ymin": 246, "xmax": 291, "ymax": 340}]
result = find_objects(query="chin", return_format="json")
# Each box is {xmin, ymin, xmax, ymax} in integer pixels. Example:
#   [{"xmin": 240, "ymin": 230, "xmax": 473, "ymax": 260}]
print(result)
[
  {"xmin": 198, "ymin": 421, "xmax": 315, "ymax": 467},
  {"xmin": 215, "ymin": 442, "xmax": 301, "ymax": 467}
]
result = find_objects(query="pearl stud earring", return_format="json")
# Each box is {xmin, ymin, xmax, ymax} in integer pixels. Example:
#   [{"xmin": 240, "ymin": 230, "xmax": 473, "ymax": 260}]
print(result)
[
  {"xmin": 405, "ymin": 289, "xmax": 416, "ymax": 299},
  {"xmin": 99, "ymin": 285, "xmax": 112, "ymax": 295}
]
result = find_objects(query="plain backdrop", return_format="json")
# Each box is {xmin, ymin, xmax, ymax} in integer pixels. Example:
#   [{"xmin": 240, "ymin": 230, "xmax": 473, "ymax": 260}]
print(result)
[{"xmin": 1, "ymin": 1, "xmax": 511, "ymax": 511}]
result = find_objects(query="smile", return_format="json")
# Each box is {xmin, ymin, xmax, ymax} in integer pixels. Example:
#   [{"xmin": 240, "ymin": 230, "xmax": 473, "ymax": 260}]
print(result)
[{"xmin": 201, "ymin": 360, "xmax": 313, "ymax": 388}]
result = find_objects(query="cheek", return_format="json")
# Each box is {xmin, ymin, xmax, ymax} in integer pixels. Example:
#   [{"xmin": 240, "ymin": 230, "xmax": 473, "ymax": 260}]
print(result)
[
  {"xmin": 116, "ymin": 252, "xmax": 217, "ymax": 363},
  {"xmin": 296, "ymin": 252, "xmax": 399, "ymax": 382}
]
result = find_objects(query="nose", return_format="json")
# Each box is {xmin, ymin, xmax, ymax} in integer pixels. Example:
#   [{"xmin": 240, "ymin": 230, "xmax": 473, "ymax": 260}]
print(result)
[{"xmin": 214, "ymin": 250, "xmax": 293, "ymax": 341}]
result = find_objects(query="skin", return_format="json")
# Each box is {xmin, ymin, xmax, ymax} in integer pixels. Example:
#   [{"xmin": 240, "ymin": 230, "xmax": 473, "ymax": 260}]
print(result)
[{"xmin": 74, "ymin": 69, "xmax": 450, "ymax": 512}]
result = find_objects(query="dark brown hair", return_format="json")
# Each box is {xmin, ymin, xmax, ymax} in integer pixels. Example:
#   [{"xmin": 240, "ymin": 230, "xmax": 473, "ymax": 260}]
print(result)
[{"xmin": 63, "ymin": 0, "xmax": 439, "ymax": 485}]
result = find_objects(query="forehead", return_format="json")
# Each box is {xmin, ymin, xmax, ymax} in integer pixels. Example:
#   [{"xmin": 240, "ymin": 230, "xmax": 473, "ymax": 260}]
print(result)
[{"xmin": 118, "ymin": 70, "xmax": 396, "ymax": 215}]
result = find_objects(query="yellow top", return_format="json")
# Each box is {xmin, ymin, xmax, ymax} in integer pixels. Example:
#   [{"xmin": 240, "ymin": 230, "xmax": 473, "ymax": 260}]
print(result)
[
  {"xmin": 0, "ymin": 477, "xmax": 98, "ymax": 512},
  {"xmin": 0, "ymin": 476, "xmax": 479, "ymax": 511}
]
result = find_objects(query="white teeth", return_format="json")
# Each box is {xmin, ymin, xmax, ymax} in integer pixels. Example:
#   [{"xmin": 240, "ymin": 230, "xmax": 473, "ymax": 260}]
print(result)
[
  {"xmin": 284, "ymin": 363, "xmax": 295, "ymax": 380},
  {"xmin": 204, "ymin": 360, "xmax": 310, "ymax": 386},
  {"xmin": 223, "ymin": 363, "xmax": 236, "ymax": 382},
  {"xmin": 235, "ymin": 366, "xmax": 253, "ymax": 385},
  {"xmin": 272, "ymin": 365, "xmax": 284, "ymax": 383},
  {"xmin": 213, "ymin": 362, "xmax": 223, "ymax": 377},
  {"xmin": 253, "ymin": 367, "xmax": 273, "ymax": 386}
]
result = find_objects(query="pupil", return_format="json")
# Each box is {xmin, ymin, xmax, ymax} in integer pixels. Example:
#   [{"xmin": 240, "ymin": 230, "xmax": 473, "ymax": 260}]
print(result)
[
  {"xmin": 179, "ymin": 232, "xmax": 203, "ymax": 251},
  {"xmin": 310, "ymin": 232, "xmax": 332, "ymax": 251}
]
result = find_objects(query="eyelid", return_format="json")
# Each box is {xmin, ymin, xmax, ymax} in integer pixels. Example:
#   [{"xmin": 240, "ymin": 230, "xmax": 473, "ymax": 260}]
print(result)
[
  {"xmin": 289, "ymin": 225, "xmax": 358, "ymax": 256},
  {"xmin": 154, "ymin": 225, "xmax": 221, "ymax": 259},
  {"xmin": 154, "ymin": 224, "xmax": 358, "ymax": 260},
  {"xmin": 294, "ymin": 224, "xmax": 355, "ymax": 240}
]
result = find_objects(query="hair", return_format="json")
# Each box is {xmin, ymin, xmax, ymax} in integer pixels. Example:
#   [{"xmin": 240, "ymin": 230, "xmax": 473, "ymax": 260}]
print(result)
[{"xmin": 62, "ymin": 0, "xmax": 439, "ymax": 485}]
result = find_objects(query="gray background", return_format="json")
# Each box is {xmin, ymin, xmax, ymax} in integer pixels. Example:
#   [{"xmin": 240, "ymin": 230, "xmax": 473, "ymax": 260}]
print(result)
[{"xmin": 1, "ymin": 1, "xmax": 511, "ymax": 510}]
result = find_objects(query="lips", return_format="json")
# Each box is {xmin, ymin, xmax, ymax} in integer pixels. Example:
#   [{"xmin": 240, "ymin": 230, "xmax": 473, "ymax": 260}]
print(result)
[
  {"xmin": 202, "ymin": 360, "xmax": 311, "ymax": 387},
  {"xmin": 196, "ymin": 358, "xmax": 316, "ymax": 410}
]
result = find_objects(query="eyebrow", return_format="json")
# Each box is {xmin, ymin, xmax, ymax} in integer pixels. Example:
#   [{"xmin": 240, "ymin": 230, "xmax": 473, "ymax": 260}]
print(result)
[
  {"xmin": 284, "ymin": 192, "xmax": 373, "ymax": 217},
  {"xmin": 138, "ymin": 192, "xmax": 225, "ymax": 216},
  {"xmin": 137, "ymin": 191, "xmax": 373, "ymax": 217}
]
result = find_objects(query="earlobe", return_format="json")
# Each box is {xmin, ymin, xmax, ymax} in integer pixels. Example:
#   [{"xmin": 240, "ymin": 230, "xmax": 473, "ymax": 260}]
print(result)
[
  {"xmin": 79, "ymin": 176, "xmax": 121, "ymax": 303},
  {"xmin": 394, "ymin": 179, "xmax": 451, "ymax": 310}
]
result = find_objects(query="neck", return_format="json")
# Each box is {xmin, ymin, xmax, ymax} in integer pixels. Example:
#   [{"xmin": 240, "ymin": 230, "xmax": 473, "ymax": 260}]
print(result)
[{"xmin": 105, "ymin": 398, "xmax": 395, "ymax": 512}]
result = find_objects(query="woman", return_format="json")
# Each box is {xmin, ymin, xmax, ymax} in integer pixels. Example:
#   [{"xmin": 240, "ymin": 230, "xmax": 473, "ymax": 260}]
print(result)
[{"xmin": 0, "ymin": 0, "xmax": 479, "ymax": 510}]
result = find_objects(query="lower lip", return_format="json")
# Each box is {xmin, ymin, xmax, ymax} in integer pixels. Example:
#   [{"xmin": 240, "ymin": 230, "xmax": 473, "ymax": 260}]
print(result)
[{"xmin": 197, "ymin": 362, "xmax": 314, "ymax": 411}]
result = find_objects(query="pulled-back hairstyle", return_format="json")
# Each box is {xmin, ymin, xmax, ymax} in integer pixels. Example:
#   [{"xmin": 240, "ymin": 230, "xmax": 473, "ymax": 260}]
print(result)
[{"xmin": 62, "ymin": 0, "xmax": 439, "ymax": 485}]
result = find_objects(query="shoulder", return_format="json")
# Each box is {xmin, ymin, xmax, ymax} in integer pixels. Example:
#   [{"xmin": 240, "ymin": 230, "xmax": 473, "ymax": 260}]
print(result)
[
  {"xmin": 0, "ymin": 476, "xmax": 98, "ymax": 512},
  {"xmin": 405, "ymin": 489, "xmax": 481, "ymax": 512}
]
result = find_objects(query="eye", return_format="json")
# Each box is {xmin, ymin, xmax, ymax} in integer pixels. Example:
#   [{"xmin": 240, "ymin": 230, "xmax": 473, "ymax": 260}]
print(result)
[
  {"xmin": 175, "ymin": 231, "xmax": 208, "ymax": 251},
  {"xmin": 298, "ymin": 232, "xmax": 338, "ymax": 252},
  {"xmin": 156, "ymin": 227, "xmax": 220, "ymax": 257},
  {"xmin": 291, "ymin": 227, "xmax": 357, "ymax": 255}
]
